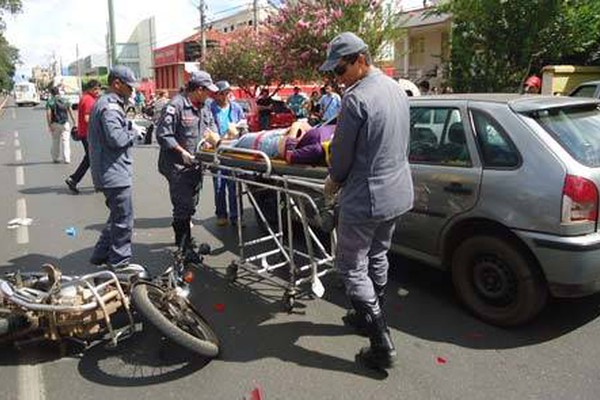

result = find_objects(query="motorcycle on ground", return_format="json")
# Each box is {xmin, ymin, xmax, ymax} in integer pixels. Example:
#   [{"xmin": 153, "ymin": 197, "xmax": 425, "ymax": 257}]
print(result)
[{"xmin": 0, "ymin": 245, "xmax": 218, "ymax": 358}]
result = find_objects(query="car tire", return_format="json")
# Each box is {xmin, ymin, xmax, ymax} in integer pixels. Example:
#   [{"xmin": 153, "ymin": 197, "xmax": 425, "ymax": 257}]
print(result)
[{"xmin": 451, "ymin": 235, "xmax": 547, "ymax": 327}]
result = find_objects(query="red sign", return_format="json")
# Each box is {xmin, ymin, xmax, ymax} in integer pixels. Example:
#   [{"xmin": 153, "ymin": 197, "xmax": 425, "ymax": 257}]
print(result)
[{"xmin": 154, "ymin": 43, "xmax": 184, "ymax": 67}]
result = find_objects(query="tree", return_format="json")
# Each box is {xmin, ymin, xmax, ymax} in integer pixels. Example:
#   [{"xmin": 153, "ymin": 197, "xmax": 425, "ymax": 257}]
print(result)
[
  {"xmin": 0, "ymin": 0, "xmax": 21, "ymax": 91},
  {"xmin": 206, "ymin": 0, "xmax": 406, "ymax": 96},
  {"xmin": 434, "ymin": 0, "xmax": 600, "ymax": 92}
]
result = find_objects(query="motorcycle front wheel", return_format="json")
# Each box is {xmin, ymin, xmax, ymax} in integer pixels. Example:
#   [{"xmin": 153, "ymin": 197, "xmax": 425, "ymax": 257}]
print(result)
[{"xmin": 131, "ymin": 283, "xmax": 219, "ymax": 358}]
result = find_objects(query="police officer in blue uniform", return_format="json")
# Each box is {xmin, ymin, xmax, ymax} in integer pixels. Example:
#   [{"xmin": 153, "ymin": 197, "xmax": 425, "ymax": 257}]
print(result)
[
  {"xmin": 155, "ymin": 71, "xmax": 218, "ymax": 263},
  {"xmin": 88, "ymin": 65, "xmax": 139, "ymax": 268},
  {"xmin": 320, "ymin": 33, "xmax": 414, "ymax": 370}
]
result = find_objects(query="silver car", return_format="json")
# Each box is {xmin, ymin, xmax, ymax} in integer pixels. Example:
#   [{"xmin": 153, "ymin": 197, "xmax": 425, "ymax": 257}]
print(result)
[{"xmin": 399, "ymin": 94, "xmax": 600, "ymax": 326}]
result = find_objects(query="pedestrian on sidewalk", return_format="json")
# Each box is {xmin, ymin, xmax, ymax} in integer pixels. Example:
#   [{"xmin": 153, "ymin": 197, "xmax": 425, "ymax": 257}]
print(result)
[
  {"xmin": 210, "ymin": 80, "xmax": 245, "ymax": 226},
  {"xmin": 155, "ymin": 70, "xmax": 218, "ymax": 264},
  {"xmin": 320, "ymin": 32, "xmax": 413, "ymax": 370},
  {"xmin": 65, "ymin": 79, "xmax": 101, "ymax": 194},
  {"xmin": 88, "ymin": 66, "xmax": 138, "ymax": 269},
  {"xmin": 46, "ymin": 86, "xmax": 76, "ymax": 164}
]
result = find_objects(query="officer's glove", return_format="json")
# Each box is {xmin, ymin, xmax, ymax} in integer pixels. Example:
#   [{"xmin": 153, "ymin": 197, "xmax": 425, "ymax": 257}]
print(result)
[
  {"xmin": 180, "ymin": 149, "xmax": 196, "ymax": 166},
  {"xmin": 324, "ymin": 175, "xmax": 340, "ymax": 206}
]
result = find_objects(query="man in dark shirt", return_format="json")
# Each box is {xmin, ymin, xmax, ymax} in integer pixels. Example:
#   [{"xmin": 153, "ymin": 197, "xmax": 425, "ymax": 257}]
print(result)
[{"xmin": 256, "ymin": 88, "xmax": 273, "ymax": 130}]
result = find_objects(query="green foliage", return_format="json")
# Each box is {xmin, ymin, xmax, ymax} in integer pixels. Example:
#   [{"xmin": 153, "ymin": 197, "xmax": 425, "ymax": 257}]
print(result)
[
  {"xmin": 206, "ymin": 0, "xmax": 406, "ymax": 95},
  {"xmin": 0, "ymin": 0, "xmax": 21, "ymax": 91},
  {"xmin": 435, "ymin": 0, "xmax": 600, "ymax": 92}
]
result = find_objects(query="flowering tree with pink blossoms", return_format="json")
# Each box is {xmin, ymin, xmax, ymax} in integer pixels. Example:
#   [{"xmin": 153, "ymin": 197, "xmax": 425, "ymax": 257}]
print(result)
[{"xmin": 206, "ymin": 0, "xmax": 406, "ymax": 96}]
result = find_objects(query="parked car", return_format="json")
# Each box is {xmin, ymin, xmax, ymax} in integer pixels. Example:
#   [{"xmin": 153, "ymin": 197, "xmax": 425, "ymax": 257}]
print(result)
[
  {"xmin": 235, "ymin": 97, "xmax": 296, "ymax": 132},
  {"xmin": 401, "ymin": 94, "xmax": 600, "ymax": 326},
  {"xmin": 252, "ymin": 94, "xmax": 600, "ymax": 326},
  {"xmin": 568, "ymin": 80, "xmax": 600, "ymax": 98}
]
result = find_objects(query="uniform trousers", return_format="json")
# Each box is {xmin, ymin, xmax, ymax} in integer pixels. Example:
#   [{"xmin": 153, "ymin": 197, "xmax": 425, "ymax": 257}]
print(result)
[
  {"xmin": 165, "ymin": 165, "xmax": 203, "ymax": 220},
  {"xmin": 335, "ymin": 216, "xmax": 398, "ymax": 302},
  {"xmin": 91, "ymin": 186, "xmax": 133, "ymax": 267}
]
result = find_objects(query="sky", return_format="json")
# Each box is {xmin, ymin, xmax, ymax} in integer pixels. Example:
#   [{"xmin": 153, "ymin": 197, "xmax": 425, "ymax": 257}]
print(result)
[{"xmin": 4, "ymin": 0, "xmax": 424, "ymax": 79}]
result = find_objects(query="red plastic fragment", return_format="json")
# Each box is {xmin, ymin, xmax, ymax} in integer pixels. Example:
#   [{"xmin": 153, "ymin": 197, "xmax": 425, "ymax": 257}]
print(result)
[
  {"xmin": 213, "ymin": 303, "xmax": 226, "ymax": 313},
  {"xmin": 435, "ymin": 356, "xmax": 447, "ymax": 365},
  {"xmin": 246, "ymin": 386, "xmax": 264, "ymax": 400}
]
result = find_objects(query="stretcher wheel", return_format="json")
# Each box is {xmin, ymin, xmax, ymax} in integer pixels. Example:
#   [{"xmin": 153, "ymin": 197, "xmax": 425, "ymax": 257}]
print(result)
[
  {"xmin": 282, "ymin": 291, "xmax": 295, "ymax": 312},
  {"xmin": 226, "ymin": 262, "xmax": 238, "ymax": 283}
]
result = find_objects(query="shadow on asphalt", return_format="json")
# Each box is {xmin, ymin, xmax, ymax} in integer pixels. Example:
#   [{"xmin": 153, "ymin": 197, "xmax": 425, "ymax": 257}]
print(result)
[{"xmin": 3, "ymin": 216, "xmax": 600, "ymax": 382}]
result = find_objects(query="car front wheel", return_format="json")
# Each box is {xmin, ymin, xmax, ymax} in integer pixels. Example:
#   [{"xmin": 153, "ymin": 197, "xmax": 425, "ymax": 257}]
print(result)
[{"xmin": 451, "ymin": 235, "xmax": 547, "ymax": 327}]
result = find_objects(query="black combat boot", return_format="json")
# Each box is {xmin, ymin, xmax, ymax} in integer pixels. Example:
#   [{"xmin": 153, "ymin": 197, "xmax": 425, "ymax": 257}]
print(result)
[
  {"xmin": 355, "ymin": 299, "xmax": 397, "ymax": 370},
  {"xmin": 342, "ymin": 284, "xmax": 386, "ymax": 336},
  {"xmin": 175, "ymin": 218, "xmax": 202, "ymax": 265}
]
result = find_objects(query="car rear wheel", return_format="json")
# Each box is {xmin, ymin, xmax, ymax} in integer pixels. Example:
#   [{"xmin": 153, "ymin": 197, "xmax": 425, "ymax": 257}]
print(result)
[{"xmin": 451, "ymin": 235, "xmax": 547, "ymax": 327}]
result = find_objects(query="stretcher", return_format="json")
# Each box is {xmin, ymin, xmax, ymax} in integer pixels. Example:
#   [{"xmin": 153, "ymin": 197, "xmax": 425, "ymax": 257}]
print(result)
[{"xmin": 197, "ymin": 144, "xmax": 336, "ymax": 311}]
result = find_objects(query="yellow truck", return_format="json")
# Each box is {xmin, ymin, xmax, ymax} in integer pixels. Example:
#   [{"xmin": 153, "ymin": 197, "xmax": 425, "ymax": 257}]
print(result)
[{"xmin": 541, "ymin": 65, "xmax": 600, "ymax": 96}]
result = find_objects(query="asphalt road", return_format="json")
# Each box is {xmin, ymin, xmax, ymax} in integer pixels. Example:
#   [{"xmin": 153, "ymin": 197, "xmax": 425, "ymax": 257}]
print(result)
[{"xmin": 2, "ymin": 100, "xmax": 600, "ymax": 400}]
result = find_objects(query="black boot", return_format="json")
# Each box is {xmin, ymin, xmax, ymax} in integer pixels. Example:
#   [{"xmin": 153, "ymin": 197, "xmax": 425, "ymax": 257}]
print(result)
[
  {"xmin": 355, "ymin": 299, "xmax": 396, "ymax": 370},
  {"xmin": 342, "ymin": 299, "xmax": 371, "ymax": 336},
  {"xmin": 343, "ymin": 284, "xmax": 386, "ymax": 336},
  {"xmin": 175, "ymin": 218, "xmax": 202, "ymax": 265}
]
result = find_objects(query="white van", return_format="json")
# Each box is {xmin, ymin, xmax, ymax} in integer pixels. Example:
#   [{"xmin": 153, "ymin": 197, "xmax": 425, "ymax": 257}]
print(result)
[{"xmin": 14, "ymin": 82, "xmax": 40, "ymax": 107}]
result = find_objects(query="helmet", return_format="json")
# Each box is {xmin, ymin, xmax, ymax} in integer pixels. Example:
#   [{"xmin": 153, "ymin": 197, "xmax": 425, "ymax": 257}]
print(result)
[{"xmin": 525, "ymin": 76, "xmax": 541, "ymax": 89}]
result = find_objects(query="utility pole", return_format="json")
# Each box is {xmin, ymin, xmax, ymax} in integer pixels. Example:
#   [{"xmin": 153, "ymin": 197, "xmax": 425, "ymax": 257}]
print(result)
[
  {"xmin": 76, "ymin": 43, "xmax": 81, "ymax": 76},
  {"xmin": 107, "ymin": 0, "xmax": 117, "ymax": 67},
  {"xmin": 199, "ymin": 0, "xmax": 206, "ymax": 66},
  {"xmin": 253, "ymin": 0, "xmax": 259, "ymax": 32}
]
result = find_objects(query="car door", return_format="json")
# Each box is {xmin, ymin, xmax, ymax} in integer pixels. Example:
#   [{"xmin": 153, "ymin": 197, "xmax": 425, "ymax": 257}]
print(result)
[{"xmin": 392, "ymin": 101, "xmax": 483, "ymax": 261}]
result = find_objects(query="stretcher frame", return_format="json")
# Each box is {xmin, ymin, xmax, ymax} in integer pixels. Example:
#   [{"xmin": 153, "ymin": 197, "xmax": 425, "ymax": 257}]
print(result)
[{"xmin": 197, "ymin": 145, "xmax": 336, "ymax": 310}]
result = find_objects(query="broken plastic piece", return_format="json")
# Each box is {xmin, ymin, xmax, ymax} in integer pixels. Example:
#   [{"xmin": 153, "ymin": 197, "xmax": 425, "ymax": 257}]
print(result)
[{"xmin": 65, "ymin": 227, "xmax": 77, "ymax": 237}]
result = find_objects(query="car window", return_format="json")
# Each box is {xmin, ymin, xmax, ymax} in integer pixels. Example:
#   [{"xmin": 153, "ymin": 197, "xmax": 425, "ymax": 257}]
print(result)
[
  {"xmin": 410, "ymin": 107, "xmax": 471, "ymax": 166},
  {"xmin": 570, "ymin": 85, "xmax": 598, "ymax": 98},
  {"xmin": 471, "ymin": 110, "xmax": 520, "ymax": 168},
  {"xmin": 529, "ymin": 105, "xmax": 600, "ymax": 167}
]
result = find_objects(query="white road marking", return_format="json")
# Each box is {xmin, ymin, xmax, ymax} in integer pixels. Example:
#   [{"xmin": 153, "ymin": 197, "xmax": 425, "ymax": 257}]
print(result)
[
  {"xmin": 16, "ymin": 166, "xmax": 24, "ymax": 186},
  {"xmin": 18, "ymin": 362, "xmax": 46, "ymax": 400},
  {"xmin": 15, "ymin": 149, "xmax": 22, "ymax": 162},
  {"xmin": 12, "ymin": 108, "xmax": 16, "ymax": 119},
  {"xmin": 14, "ymin": 131, "xmax": 19, "ymax": 138},
  {"xmin": 14, "ymin": 138, "xmax": 20, "ymax": 147},
  {"xmin": 16, "ymin": 198, "xmax": 29, "ymax": 244}
]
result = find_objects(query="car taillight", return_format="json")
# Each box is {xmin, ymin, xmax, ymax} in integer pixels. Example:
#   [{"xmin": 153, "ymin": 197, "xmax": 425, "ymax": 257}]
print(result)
[{"xmin": 562, "ymin": 175, "xmax": 598, "ymax": 223}]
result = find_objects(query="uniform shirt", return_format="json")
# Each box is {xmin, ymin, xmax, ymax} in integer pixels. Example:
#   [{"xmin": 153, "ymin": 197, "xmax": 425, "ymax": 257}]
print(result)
[
  {"xmin": 329, "ymin": 68, "xmax": 413, "ymax": 223},
  {"xmin": 88, "ymin": 92, "xmax": 136, "ymax": 189},
  {"xmin": 155, "ymin": 92, "xmax": 217, "ymax": 175},
  {"xmin": 77, "ymin": 91, "xmax": 96, "ymax": 139},
  {"xmin": 318, "ymin": 92, "xmax": 341, "ymax": 122},
  {"xmin": 210, "ymin": 100, "xmax": 245, "ymax": 136}
]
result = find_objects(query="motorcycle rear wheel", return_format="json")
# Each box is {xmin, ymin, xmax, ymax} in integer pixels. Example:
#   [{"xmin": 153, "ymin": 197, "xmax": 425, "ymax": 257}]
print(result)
[{"xmin": 131, "ymin": 283, "xmax": 219, "ymax": 358}]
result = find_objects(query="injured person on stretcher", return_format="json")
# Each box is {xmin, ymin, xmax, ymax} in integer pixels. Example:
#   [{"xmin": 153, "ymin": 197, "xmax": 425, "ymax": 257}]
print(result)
[{"xmin": 203, "ymin": 120, "xmax": 335, "ymax": 166}]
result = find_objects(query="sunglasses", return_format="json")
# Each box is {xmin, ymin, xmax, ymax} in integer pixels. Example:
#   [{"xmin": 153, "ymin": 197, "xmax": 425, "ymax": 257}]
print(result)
[{"xmin": 333, "ymin": 62, "xmax": 349, "ymax": 76}]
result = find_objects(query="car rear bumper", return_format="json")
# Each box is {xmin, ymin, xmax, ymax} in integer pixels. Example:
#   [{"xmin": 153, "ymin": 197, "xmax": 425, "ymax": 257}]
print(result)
[{"xmin": 515, "ymin": 229, "xmax": 600, "ymax": 297}]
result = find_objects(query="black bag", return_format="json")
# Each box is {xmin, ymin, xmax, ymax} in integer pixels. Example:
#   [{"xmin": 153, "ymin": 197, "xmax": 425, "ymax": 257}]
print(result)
[
  {"xmin": 70, "ymin": 126, "xmax": 80, "ymax": 141},
  {"xmin": 51, "ymin": 98, "xmax": 69, "ymax": 124}
]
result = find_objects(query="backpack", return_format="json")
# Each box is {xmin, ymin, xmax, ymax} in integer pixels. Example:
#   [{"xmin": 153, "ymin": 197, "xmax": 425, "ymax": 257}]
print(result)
[{"xmin": 51, "ymin": 97, "xmax": 69, "ymax": 124}]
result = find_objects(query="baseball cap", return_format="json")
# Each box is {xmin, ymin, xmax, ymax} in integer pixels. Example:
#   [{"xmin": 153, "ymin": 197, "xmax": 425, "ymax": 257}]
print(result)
[
  {"xmin": 109, "ymin": 65, "xmax": 139, "ymax": 88},
  {"xmin": 189, "ymin": 70, "xmax": 218, "ymax": 92},
  {"xmin": 319, "ymin": 32, "xmax": 368, "ymax": 72},
  {"xmin": 215, "ymin": 80, "xmax": 231, "ymax": 92}
]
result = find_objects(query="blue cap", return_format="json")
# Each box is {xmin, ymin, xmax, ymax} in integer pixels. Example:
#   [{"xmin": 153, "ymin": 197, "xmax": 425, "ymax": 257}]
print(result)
[
  {"xmin": 215, "ymin": 80, "xmax": 231, "ymax": 92},
  {"xmin": 319, "ymin": 32, "xmax": 368, "ymax": 72},
  {"xmin": 109, "ymin": 65, "xmax": 139, "ymax": 88},
  {"xmin": 189, "ymin": 70, "xmax": 218, "ymax": 92}
]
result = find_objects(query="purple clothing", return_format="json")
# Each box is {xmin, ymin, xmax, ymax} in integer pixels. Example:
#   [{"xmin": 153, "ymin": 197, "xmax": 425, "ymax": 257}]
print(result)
[{"xmin": 289, "ymin": 125, "xmax": 336, "ymax": 165}]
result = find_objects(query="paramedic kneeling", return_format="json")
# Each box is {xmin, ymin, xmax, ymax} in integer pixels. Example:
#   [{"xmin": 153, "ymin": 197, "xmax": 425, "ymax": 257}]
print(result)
[
  {"xmin": 320, "ymin": 32, "xmax": 413, "ymax": 370},
  {"xmin": 155, "ymin": 71, "xmax": 219, "ymax": 264}
]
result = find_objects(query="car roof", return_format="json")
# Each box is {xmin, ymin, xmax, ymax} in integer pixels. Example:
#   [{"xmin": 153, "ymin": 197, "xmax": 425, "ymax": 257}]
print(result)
[{"xmin": 410, "ymin": 93, "xmax": 600, "ymax": 113}]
